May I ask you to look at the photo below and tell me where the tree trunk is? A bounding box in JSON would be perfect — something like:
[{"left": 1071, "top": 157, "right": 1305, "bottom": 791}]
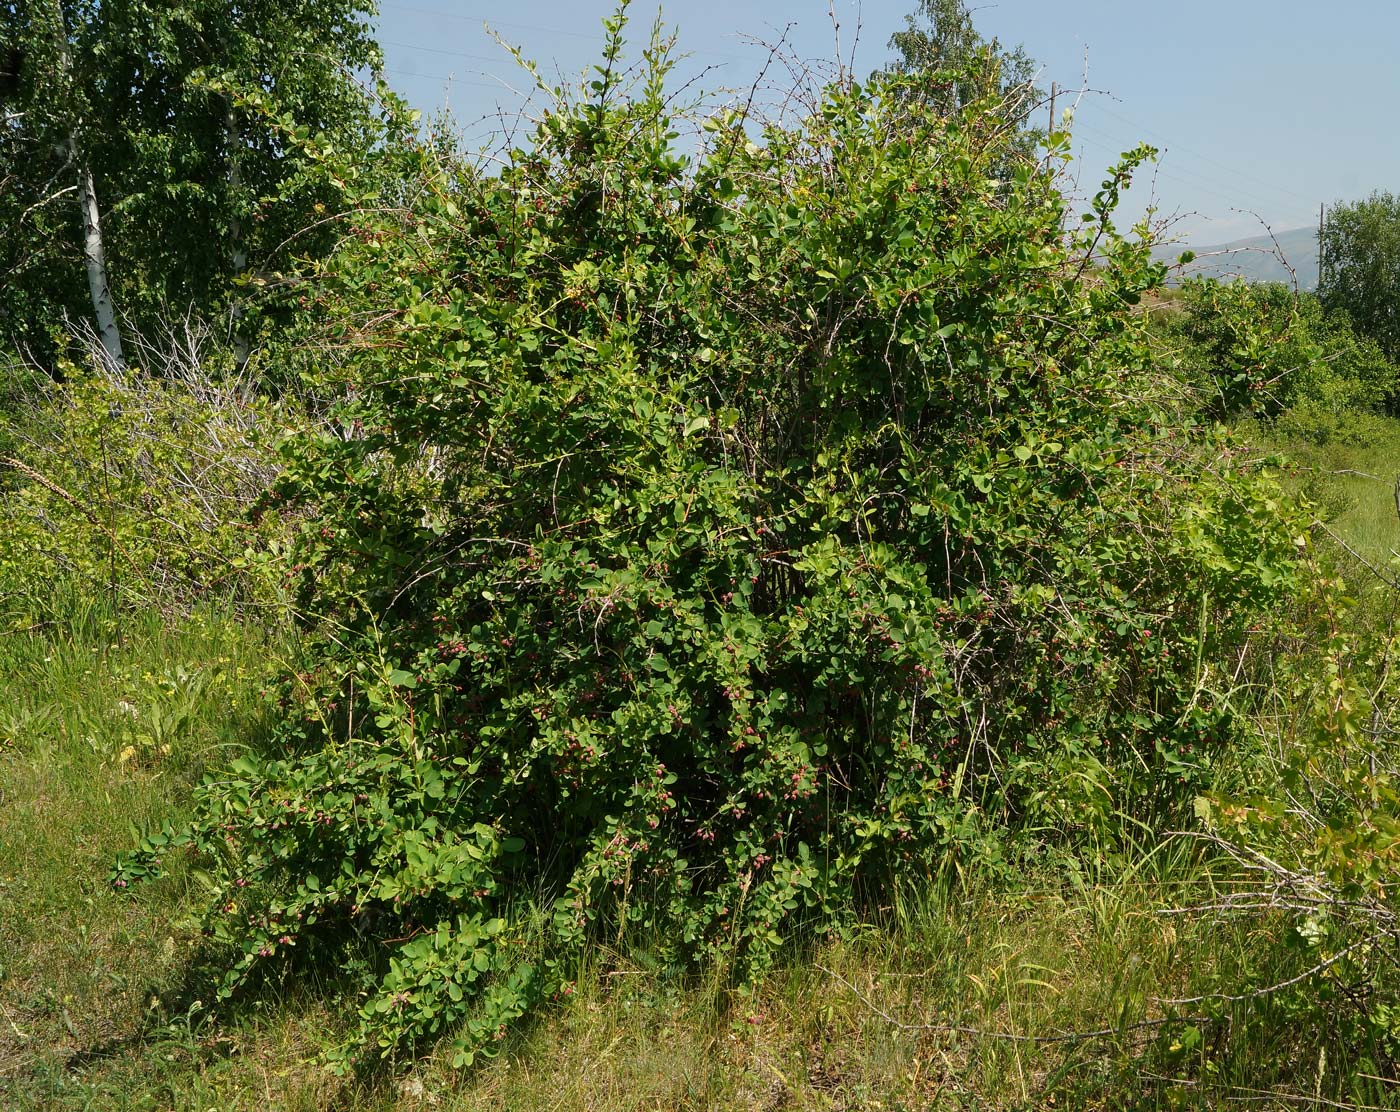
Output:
[
  {"left": 75, "top": 141, "right": 123, "bottom": 369},
  {"left": 48, "top": 0, "right": 123, "bottom": 369},
  {"left": 226, "top": 100, "right": 249, "bottom": 367}
]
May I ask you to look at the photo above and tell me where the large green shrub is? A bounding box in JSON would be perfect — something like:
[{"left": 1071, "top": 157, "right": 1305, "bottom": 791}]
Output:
[{"left": 116, "top": 12, "right": 1304, "bottom": 1068}]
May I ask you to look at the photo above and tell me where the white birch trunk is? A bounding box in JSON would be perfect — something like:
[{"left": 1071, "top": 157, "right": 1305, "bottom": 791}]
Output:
[
  {"left": 48, "top": 0, "right": 122, "bottom": 368},
  {"left": 76, "top": 143, "right": 123, "bottom": 368},
  {"left": 226, "top": 102, "right": 249, "bottom": 367}
]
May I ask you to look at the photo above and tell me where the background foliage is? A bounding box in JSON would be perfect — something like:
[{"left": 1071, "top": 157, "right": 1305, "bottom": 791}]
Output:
[
  {"left": 0, "top": 0, "right": 382, "bottom": 366},
  {"left": 0, "top": 334, "right": 294, "bottom": 624},
  {"left": 1319, "top": 189, "right": 1400, "bottom": 367},
  {"left": 1163, "top": 277, "right": 1400, "bottom": 420}
]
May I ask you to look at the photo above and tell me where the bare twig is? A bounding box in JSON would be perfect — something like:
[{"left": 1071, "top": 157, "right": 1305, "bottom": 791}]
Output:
[{"left": 1151, "top": 940, "right": 1371, "bottom": 1007}]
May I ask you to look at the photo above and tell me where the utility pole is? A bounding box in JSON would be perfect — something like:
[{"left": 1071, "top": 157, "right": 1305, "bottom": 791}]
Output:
[{"left": 1048, "top": 82, "right": 1056, "bottom": 133}]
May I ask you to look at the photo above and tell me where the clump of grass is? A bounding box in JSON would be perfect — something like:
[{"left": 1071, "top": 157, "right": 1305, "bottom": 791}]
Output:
[{"left": 399, "top": 843, "right": 1324, "bottom": 1111}]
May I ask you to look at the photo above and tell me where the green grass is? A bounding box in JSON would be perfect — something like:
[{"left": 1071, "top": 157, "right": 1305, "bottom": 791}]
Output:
[
  {"left": 1253, "top": 408, "right": 1400, "bottom": 568},
  {"left": 0, "top": 605, "right": 300, "bottom": 1109},
  {"left": 2, "top": 594, "right": 1394, "bottom": 1109}
]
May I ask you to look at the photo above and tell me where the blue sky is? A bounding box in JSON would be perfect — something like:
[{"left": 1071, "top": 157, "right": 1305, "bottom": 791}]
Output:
[{"left": 373, "top": 1, "right": 1400, "bottom": 248}]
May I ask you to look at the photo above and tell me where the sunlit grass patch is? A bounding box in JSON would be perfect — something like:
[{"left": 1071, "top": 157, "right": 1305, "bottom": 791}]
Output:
[
  {"left": 0, "top": 605, "right": 291, "bottom": 1109},
  {"left": 1251, "top": 409, "right": 1400, "bottom": 567}
]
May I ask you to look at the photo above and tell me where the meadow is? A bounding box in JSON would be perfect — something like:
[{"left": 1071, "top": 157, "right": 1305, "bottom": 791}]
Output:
[{"left": 5, "top": 7, "right": 1400, "bottom": 1104}]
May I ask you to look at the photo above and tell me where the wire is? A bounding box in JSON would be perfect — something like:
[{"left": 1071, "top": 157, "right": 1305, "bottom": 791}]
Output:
[
  {"left": 380, "top": 0, "right": 611, "bottom": 42},
  {"left": 1069, "top": 118, "right": 1315, "bottom": 224},
  {"left": 381, "top": 65, "right": 511, "bottom": 90},
  {"left": 1091, "top": 101, "right": 1316, "bottom": 206},
  {"left": 380, "top": 37, "right": 515, "bottom": 66}
]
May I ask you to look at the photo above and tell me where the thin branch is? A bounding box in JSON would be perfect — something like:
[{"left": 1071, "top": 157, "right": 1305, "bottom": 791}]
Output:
[{"left": 1151, "top": 942, "right": 1372, "bottom": 1007}]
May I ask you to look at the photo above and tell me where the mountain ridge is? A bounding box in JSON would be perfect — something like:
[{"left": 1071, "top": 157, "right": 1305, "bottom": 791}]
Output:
[{"left": 1151, "top": 225, "right": 1319, "bottom": 290}]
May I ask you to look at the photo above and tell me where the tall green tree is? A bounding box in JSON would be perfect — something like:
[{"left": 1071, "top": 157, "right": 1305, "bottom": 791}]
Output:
[
  {"left": 1, "top": 0, "right": 125, "bottom": 365},
  {"left": 884, "top": 0, "right": 1042, "bottom": 157},
  {"left": 1318, "top": 190, "right": 1400, "bottom": 366},
  {"left": 0, "top": 0, "right": 382, "bottom": 368}
]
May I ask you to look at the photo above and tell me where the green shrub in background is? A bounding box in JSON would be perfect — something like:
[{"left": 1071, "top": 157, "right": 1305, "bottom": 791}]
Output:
[
  {"left": 1168, "top": 278, "right": 1399, "bottom": 419},
  {"left": 0, "top": 351, "right": 44, "bottom": 488},
  {"left": 1269, "top": 404, "right": 1400, "bottom": 451},
  {"left": 0, "top": 343, "right": 294, "bottom": 624},
  {"left": 116, "top": 9, "right": 1307, "bottom": 1070}
]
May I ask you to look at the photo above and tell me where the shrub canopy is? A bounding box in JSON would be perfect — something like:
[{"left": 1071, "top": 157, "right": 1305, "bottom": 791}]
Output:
[
  {"left": 1167, "top": 278, "right": 1400, "bottom": 419},
  {"left": 117, "top": 15, "right": 1303, "bottom": 1068}
]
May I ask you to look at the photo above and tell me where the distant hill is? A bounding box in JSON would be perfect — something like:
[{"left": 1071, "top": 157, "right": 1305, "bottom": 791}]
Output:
[{"left": 1152, "top": 225, "right": 1320, "bottom": 291}]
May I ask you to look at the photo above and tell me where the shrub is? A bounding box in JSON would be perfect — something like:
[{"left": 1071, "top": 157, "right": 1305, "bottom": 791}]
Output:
[
  {"left": 1167, "top": 278, "right": 1399, "bottom": 419},
  {"left": 0, "top": 333, "right": 292, "bottom": 624},
  {"left": 1195, "top": 574, "right": 1400, "bottom": 1088},
  {"left": 115, "top": 11, "right": 1305, "bottom": 1069}
]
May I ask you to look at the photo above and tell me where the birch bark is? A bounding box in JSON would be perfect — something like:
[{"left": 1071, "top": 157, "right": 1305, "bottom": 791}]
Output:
[
  {"left": 76, "top": 143, "right": 123, "bottom": 368},
  {"left": 226, "top": 101, "right": 249, "bottom": 367},
  {"left": 49, "top": 0, "right": 123, "bottom": 367}
]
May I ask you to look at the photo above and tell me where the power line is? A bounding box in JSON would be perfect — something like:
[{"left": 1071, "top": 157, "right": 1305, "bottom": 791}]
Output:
[
  {"left": 380, "top": 37, "right": 516, "bottom": 66},
  {"left": 380, "top": 0, "right": 612, "bottom": 42},
  {"left": 1069, "top": 119, "right": 1279, "bottom": 206},
  {"left": 1069, "top": 118, "right": 1315, "bottom": 224},
  {"left": 1090, "top": 101, "right": 1316, "bottom": 206},
  {"left": 381, "top": 65, "right": 512, "bottom": 90}
]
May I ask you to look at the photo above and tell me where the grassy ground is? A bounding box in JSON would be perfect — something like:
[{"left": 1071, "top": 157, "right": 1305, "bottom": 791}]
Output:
[
  {"left": 0, "top": 605, "right": 290, "bottom": 1108},
  {"left": 1253, "top": 408, "right": 1400, "bottom": 567},
  {"left": 0, "top": 604, "right": 1366, "bottom": 1110}
]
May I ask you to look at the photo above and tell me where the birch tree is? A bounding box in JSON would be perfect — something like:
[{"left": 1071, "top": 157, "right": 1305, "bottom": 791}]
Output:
[
  {"left": 885, "top": 0, "right": 1043, "bottom": 168},
  {"left": 53, "top": 0, "right": 124, "bottom": 367},
  {"left": 0, "top": 0, "right": 381, "bottom": 369},
  {"left": 2, "top": 0, "right": 123, "bottom": 366}
]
